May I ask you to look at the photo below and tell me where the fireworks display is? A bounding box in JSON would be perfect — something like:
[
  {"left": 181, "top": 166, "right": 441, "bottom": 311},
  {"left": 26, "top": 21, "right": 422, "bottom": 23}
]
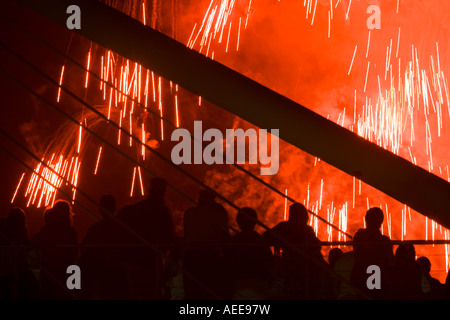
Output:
[{"left": 1, "top": 0, "right": 449, "bottom": 283}]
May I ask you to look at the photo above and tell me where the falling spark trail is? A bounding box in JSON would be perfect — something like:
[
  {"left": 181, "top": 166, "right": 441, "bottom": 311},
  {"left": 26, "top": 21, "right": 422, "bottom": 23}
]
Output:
[
  {"left": 366, "top": 30, "right": 371, "bottom": 58},
  {"left": 348, "top": 45, "right": 357, "bottom": 75},
  {"left": 284, "top": 189, "right": 288, "bottom": 220},
  {"left": 364, "top": 61, "right": 370, "bottom": 92},
  {"left": 94, "top": 147, "right": 102, "bottom": 175},
  {"left": 244, "top": 0, "right": 252, "bottom": 29},
  {"left": 11, "top": 172, "right": 25, "bottom": 203},
  {"left": 175, "top": 84, "right": 180, "bottom": 127},
  {"left": 319, "top": 179, "right": 324, "bottom": 210},
  {"left": 396, "top": 27, "right": 401, "bottom": 58},
  {"left": 118, "top": 110, "right": 123, "bottom": 145},
  {"left": 142, "top": 2, "right": 146, "bottom": 25},
  {"left": 130, "top": 167, "right": 136, "bottom": 197},
  {"left": 137, "top": 166, "right": 144, "bottom": 196},
  {"left": 77, "top": 123, "right": 82, "bottom": 154},
  {"left": 84, "top": 47, "right": 91, "bottom": 88},
  {"left": 352, "top": 176, "right": 356, "bottom": 209},
  {"left": 311, "top": 0, "right": 317, "bottom": 26},
  {"left": 329, "top": 0, "right": 333, "bottom": 19},
  {"left": 141, "top": 123, "right": 146, "bottom": 160},
  {"left": 327, "top": 11, "right": 331, "bottom": 38},
  {"left": 57, "top": 65, "right": 65, "bottom": 102},
  {"left": 236, "top": 17, "right": 242, "bottom": 51},
  {"left": 226, "top": 21, "right": 232, "bottom": 52},
  {"left": 345, "top": 0, "right": 352, "bottom": 20}
]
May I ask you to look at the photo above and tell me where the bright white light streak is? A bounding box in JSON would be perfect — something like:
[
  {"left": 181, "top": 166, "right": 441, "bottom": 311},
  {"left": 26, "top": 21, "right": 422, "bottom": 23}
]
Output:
[
  {"left": 236, "top": 17, "right": 242, "bottom": 51},
  {"left": 330, "top": 0, "right": 333, "bottom": 19},
  {"left": 94, "top": 147, "right": 102, "bottom": 175},
  {"left": 319, "top": 179, "right": 324, "bottom": 210},
  {"left": 284, "top": 189, "right": 288, "bottom": 220},
  {"left": 130, "top": 167, "right": 136, "bottom": 197},
  {"left": 396, "top": 27, "right": 401, "bottom": 58},
  {"left": 137, "top": 166, "right": 144, "bottom": 196},
  {"left": 57, "top": 65, "right": 65, "bottom": 102},
  {"left": 11, "top": 172, "right": 25, "bottom": 203},
  {"left": 364, "top": 60, "right": 370, "bottom": 92},
  {"left": 77, "top": 123, "right": 82, "bottom": 154},
  {"left": 141, "top": 123, "right": 146, "bottom": 160},
  {"left": 345, "top": 0, "right": 352, "bottom": 19},
  {"left": 84, "top": 49, "right": 91, "bottom": 88},
  {"left": 365, "top": 30, "right": 371, "bottom": 58},
  {"left": 348, "top": 45, "right": 357, "bottom": 75},
  {"left": 311, "top": 0, "right": 318, "bottom": 25},
  {"left": 328, "top": 11, "right": 331, "bottom": 38},
  {"left": 142, "top": 2, "right": 146, "bottom": 25}
]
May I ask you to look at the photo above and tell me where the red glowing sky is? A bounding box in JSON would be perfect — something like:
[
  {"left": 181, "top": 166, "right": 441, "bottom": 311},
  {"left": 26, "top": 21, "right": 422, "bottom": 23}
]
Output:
[{"left": 0, "top": 0, "right": 449, "bottom": 281}]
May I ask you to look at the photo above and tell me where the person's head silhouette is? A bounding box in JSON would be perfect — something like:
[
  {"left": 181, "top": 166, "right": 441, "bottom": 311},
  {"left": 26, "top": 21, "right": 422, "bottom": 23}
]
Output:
[
  {"left": 365, "top": 207, "right": 384, "bottom": 230},
  {"left": 328, "top": 247, "right": 344, "bottom": 267},
  {"left": 289, "top": 203, "right": 308, "bottom": 225},
  {"left": 44, "top": 200, "right": 72, "bottom": 229},
  {"left": 236, "top": 207, "right": 257, "bottom": 232},
  {"left": 417, "top": 256, "right": 432, "bottom": 275},
  {"left": 395, "top": 242, "right": 416, "bottom": 262},
  {"left": 52, "top": 200, "right": 72, "bottom": 227}
]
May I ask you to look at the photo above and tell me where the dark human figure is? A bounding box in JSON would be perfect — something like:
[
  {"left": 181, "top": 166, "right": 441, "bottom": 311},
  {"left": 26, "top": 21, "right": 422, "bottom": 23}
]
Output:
[
  {"left": 0, "top": 208, "right": 39, "bottom": 299},
  {"left": 262, "top": 203, "right": 325, "bottom": 299},
  {"left": 331, "top": 251, "right": 359, "bottom": 300},
  {"left": 117, "top": 178, "right": 175, "bottom": 299},
  {"left": 445, "top": 270, "right": 450, "bottom": 299},
  {"left": 388, "top": 243, "right": 422, "bottom": 299},
  {"left": 79, "top": 194, "right": 128, "bottom": 299},
  {"left": 31, "top": 200, "right": 78, "bottom": 299},
  {"left": 228, "top": 207, "right": 273, "bottom": 299},
  {"left": 351, "top": 207, "right": 393, "bottom": 299},
  {"left": 182, "top": 189, "right": 230, "bottom": 300},
  {"left": 328, "top": 248, "right": 344, "bottom": 269},
  {"left": 417, "top": 256, "right": 444, "bottom": 299}
]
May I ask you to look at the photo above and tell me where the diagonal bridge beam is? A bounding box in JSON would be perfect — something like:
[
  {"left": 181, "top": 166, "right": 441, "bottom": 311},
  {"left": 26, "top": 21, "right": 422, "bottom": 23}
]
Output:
[{"left": 15, "top": 0, "right": 450, "bottom": 229}]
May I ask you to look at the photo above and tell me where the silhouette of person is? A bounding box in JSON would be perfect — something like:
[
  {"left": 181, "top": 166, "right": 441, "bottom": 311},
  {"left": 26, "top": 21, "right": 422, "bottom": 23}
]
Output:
[
  {"left": 328, "top": 248, "right": 344, "bottom": 269},
  {"left": 445, "top": 270, "right": 450, "bottom": 299},
  {"left": 262, "top": 203, "right": 324, "bottom": 298},
  {"left": 31, "top": 200, "right": 78, "bottom": 299},
  {"left": 228, "top": 207, "right": 273, "bottom": 299},
  {"left": 326, "top": 248, "right": 344, "bottom": 299},
  {"left": 182, "top": 189, "right": 230, "bottom": 299},
  {"left": 331, "top": 250, "right": 359, "bottom": 300},
  {"left": 351, "top": 207, "right": 393, "bottom": 299},
  {"left": 417, "top": 256, "right": 444, "bottom": 299},
  {"left": 117, "top": 177, "right": 175, "bottom": 299},
  {"left": 388, "top": 243, "right": 422, "bottom": 299},
  {"left": 80, "top": 194, "right": 127, "bottom": 299},
  {"left": 0, "top": 208, "right": 39, "bottom": 299}
]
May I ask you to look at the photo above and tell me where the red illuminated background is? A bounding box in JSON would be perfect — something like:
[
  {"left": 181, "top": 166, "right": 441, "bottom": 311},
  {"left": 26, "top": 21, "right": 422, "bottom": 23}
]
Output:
[{"left": 0, "top": 0, "right": 449, "bottom": 282}]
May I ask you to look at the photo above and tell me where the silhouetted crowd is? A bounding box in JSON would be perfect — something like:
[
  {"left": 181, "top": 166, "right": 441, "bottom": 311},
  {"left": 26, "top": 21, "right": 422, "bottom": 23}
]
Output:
[{"left": 1, "top": 178, "right": 450, "bottom": 300}]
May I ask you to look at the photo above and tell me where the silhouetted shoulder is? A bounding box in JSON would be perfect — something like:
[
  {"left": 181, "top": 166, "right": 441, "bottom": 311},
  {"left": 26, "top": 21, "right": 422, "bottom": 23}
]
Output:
[
  {"left": 268, "top": 220, "right": 290, "bottom": 236},
  {"left": 117, "top": 204, "right": 136, "bottom": 221},
  {"left": 353, "top": 228, "right": 367, "bottom": 240},
  {"left": 231, "top": 230, "right": 262, "bottom": 243},
  {"left": 353, "top": 228, "right": 390, "bottom": 242}
]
